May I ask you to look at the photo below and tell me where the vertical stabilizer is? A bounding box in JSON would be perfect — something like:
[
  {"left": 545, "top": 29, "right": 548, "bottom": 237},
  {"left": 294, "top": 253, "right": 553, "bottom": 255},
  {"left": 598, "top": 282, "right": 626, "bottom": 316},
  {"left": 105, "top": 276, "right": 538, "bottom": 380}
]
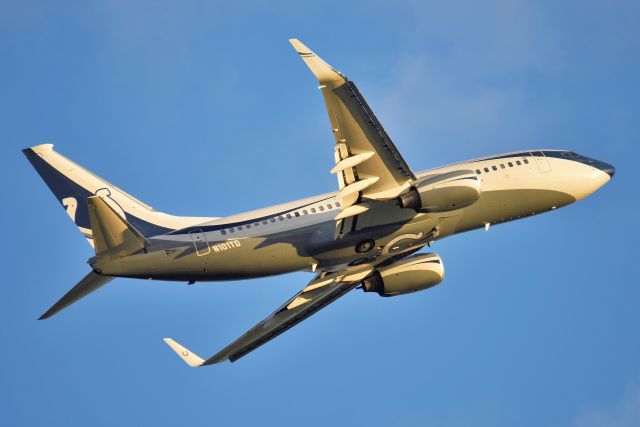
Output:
[{"left": 22, "top": 144, "right": 213, "bottom": 246}]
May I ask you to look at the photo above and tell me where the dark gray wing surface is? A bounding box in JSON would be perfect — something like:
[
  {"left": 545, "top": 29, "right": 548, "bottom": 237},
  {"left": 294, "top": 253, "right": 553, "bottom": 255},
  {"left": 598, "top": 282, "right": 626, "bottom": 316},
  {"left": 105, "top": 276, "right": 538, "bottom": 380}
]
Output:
[
  {"left": 163, "top": 272, "right": 365, "bottom": 366},
  {"left": 208, "top": 280, "right": 359, "bottom": 364}
]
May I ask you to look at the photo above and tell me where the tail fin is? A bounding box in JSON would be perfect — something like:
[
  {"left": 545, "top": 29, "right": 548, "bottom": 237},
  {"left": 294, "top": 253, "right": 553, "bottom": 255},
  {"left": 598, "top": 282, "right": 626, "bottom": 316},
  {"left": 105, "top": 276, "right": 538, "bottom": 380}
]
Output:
[
  {"left": 22, "top": 144, "right": 211, "bottom": 246},
  {"left": 39, "top": 271, "right": 114, "bottom": 319}
]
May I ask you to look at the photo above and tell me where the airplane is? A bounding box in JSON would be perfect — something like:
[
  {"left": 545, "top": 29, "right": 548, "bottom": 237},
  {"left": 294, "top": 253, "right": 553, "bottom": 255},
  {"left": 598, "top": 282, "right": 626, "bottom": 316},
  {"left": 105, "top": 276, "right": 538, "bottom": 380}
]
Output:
[{"left": 23, "top": 39, "right": 615, "bottom": 367}]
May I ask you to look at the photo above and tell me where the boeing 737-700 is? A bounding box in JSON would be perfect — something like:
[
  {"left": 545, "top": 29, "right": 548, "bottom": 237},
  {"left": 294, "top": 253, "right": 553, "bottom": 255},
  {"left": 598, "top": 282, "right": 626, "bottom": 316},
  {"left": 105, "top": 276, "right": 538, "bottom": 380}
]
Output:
[{"left": 23, "top": 39, "right": 614, "bottom": 366}]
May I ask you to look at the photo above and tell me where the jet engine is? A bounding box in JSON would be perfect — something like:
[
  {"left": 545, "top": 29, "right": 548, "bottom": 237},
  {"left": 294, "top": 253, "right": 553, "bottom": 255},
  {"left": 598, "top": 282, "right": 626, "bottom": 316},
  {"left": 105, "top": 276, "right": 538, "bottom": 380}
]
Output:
[
  {"left": 362, "top": 253, "right": 445, "bottom": 297},
  {"left": 399, "top": 170, "right": 481, "bottom": 212}
]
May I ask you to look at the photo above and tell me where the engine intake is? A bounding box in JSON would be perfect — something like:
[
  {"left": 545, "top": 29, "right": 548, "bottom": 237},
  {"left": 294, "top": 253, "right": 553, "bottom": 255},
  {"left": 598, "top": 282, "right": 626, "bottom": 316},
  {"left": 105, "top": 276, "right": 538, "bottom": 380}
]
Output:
[
  {"left": 362, "top": 253, "right": 445, "bottom": 297},
  {"left": 399, "top": 170, "right": 481, "bottom": 212}
]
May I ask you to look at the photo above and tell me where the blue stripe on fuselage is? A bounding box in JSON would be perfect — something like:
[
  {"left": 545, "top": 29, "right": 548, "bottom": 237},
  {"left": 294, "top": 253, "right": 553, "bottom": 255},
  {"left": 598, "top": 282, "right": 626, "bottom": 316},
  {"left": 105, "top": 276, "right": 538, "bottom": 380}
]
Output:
[{"left": 166, "top": 197, "right": 334, "bottom": 235}]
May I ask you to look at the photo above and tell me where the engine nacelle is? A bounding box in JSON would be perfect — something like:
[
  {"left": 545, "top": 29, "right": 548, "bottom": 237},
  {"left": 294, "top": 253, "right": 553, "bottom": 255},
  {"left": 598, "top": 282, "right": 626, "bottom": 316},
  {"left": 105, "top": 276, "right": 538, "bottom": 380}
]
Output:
[
  {"left": 399, "top": 170, "right": 481, "bottom": 212},
  {"left": 362, "top": 253, "right": 445, "bottom": 297}
]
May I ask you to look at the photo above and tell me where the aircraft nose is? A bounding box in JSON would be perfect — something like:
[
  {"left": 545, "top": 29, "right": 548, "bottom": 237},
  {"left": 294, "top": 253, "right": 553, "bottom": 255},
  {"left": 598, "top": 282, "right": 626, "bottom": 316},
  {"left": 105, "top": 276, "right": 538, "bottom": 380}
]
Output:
[
  {"left": 583, "top": 157, "right": 615, "bottom": 179},
  {"left": 599, "top": 162, "right": 615, "bottom": 178}
]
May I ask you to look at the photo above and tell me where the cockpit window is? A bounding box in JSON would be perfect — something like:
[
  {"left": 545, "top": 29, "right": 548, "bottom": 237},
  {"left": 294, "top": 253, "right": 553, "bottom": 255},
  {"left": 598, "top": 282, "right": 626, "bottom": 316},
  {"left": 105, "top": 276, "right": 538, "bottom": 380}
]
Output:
[{"left": 561, "top": 151, "right": 579, "bottom": 159}]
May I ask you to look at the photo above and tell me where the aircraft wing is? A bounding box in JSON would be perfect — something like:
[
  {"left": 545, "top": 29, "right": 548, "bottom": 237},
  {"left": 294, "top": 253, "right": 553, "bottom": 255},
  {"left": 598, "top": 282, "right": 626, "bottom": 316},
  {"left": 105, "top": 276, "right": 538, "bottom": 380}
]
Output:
[
  {"left": 164, "top": 266, "right": 374, "bottom": 366},
  {"left": 289, "top": 39, "right": 417, "bottom": 224}
]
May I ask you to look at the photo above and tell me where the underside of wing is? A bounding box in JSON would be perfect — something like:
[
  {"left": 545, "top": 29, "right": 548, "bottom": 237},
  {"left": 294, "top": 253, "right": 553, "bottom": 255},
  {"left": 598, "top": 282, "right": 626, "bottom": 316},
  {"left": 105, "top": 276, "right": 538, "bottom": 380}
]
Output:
[
  {"left": 289, "top": 39, "right": 417, "bottom": 231},
  {"left": 208, "top": 280, "right": 359, "bottom": 364},
  {"left": 163, "top": 266, "right": 374, "bottom": 366}
]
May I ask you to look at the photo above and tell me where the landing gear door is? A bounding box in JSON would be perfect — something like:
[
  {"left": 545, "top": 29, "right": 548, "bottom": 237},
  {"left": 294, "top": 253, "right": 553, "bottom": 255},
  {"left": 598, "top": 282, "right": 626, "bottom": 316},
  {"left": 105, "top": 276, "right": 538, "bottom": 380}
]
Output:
[
  {"left": 530, "top": 151, "right": 551, "bottom": 173},
  {"left": 189, "top": 229, "right": 210, "bottom": 256}
]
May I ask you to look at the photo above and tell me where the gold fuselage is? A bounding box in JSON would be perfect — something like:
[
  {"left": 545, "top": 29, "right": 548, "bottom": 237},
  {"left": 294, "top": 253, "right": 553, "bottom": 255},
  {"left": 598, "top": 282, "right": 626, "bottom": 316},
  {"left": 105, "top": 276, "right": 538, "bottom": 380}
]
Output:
[{"left": 93, "top": 151, "right": 611, "bottom": 282}]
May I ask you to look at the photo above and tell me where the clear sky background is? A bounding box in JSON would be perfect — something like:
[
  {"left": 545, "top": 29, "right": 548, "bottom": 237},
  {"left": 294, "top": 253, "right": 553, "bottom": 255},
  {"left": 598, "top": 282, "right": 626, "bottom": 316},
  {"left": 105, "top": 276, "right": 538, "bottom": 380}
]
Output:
[{"left": 1, "top": 1, "right": 639, "bottom": 426}]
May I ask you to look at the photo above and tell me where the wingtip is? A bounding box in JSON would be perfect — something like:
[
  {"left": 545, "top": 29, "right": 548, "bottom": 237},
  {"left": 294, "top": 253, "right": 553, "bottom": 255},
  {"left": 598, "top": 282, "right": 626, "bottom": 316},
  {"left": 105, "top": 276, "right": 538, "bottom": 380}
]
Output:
[
  {"left": 288, "top": 38, "right": 310, "bottom": 54},
  {"left": 163, "top": 338, "right": 205, "bottom": 367},
  {"left": 288, "top": 39, "right": 344, "bottom": 83}
]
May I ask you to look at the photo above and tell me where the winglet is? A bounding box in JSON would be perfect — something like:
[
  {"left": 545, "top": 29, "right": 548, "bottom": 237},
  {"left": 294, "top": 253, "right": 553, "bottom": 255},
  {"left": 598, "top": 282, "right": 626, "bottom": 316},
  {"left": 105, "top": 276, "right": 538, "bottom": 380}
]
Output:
[
  {"left": 288, "top": 38, "right": 346, "bottom": 84},
  {"left": 163, "top": 338, "right": 205, "bottom": 367}
]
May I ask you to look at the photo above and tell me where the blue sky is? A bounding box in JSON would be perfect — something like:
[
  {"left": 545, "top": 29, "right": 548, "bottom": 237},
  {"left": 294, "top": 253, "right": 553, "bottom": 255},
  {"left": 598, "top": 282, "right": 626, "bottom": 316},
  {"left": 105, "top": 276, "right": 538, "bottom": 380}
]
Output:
[{"left": 1, "top": 1, "right": 639, "bottom": 426}]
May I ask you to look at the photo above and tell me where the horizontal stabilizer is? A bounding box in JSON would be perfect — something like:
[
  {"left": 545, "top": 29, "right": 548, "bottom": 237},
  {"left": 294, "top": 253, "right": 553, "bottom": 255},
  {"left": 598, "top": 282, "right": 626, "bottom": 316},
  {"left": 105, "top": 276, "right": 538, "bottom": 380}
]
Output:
[
  {"left": 39, "top": 271, "right": 114, "bottom": 319},
  {"left": 163, "top": 338, "right": 205, "bottom": 367},
  {"left": 88, "top": 196, "right": 148, "bottom": 256}
]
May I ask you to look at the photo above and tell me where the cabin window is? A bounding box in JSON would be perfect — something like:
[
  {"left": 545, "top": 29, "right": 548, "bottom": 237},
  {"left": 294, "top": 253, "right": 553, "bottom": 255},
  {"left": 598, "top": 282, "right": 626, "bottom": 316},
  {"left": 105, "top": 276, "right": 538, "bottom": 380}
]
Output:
[
  {"left": 270, "top": 218, "right": 276, "bottom": 223},
  {"left": 254, "top": 222, "right": 259, "bottom": 227},
  {"left": 500, "top": 164, "right": 505, "bottom": 169},
  {"left": 484, "top": 167, "right": 490, "bottom": 172},
  {"left": 278, "top": 215, "right": 284, "bottom": 221},
  {"left": 303, "top": 209, "right": 308, "bottom": 215},
  {"left": 328, "top": 204, "right": 333, "bottom": 209},
  {"left": 221, "top": 230, "right": 227, "bottom": 235},
  {"left": 294, "top": 211, "right": 300, "bottom": 217},
  {"left": 508, "top": 162, "right": 514, "bottom": 167},
  {"left": 523, "top": 158, "right": 529, "bottom": 164},
  {"left": 238, "top": 226, "right": 243, "bottom": 230},
  {"left": 262, "top": 220, "right": 268, "bottom": 225},
  {"left": 335, "top": 201, "right": 341, "bottom": 207},
  {"left": 319, "top": 206, "right": 325, "bottom": 212},
  {"left": 286, "top": 213, "right": 292, "bottom": 219},
  {"left": 311, "top": 208, "right": 317, "bottom": 213},
  {"left": 516, "top": 160, "right": 522, "bottom": 165},
  {"left": 229, "top": 228, "right": 235, "bottom": 233},
  {"left": 476, "top": 169, "right": 481, "bottom": 174},
  {"left": 492, "top": 165, "right": 498, "bottom": 171}
]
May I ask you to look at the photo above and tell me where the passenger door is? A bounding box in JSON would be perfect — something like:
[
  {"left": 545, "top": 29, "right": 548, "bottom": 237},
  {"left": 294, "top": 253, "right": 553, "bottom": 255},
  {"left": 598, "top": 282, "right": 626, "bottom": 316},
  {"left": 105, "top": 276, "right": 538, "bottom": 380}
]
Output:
[
  {"left": 189, "top": 229, "right": 210, "bottom": 256},
  {"left": 530, "top": 151, "right": 551, "bottom": 173}
]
